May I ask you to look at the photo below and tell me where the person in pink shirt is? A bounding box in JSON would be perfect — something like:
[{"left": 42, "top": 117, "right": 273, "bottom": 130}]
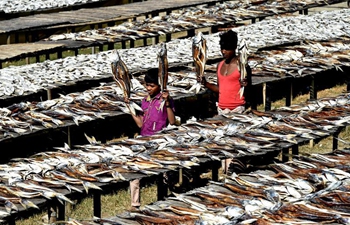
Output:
[
  {"left": 129, "top": 68, "right": 176, "bottom": 209},
  {"left": 201, "top": 30, "right": 252, "bottom": 174}
]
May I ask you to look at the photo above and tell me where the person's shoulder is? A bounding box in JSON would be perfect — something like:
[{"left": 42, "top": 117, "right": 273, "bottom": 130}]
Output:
[
  {"left": 141, "top": 95, "right": 150, "bottom": 104},
  {"left": 216, "top": 61, "right": 223, "bottom": 69}
]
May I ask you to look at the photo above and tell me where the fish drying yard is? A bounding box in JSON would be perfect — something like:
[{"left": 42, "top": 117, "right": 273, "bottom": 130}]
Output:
[{"left": 0, "top": 0, "right": 350, "bottom": 224}]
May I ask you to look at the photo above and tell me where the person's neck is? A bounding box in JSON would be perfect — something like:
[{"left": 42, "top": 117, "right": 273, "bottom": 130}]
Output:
[
  {"left": 150, "top": 92, "right": 160, "bottom": 99},
  {"left": 224, "top": 55, "right": 237, "bottom": 64}
]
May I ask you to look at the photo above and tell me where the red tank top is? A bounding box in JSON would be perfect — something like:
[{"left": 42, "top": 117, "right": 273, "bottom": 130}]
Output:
[{"left": 217, "top": 61, "right": 245, "bottom": 110}]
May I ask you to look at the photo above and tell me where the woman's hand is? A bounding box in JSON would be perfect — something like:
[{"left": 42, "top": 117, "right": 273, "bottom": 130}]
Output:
[
  {"left": 240, "top": 78, "right": 248, "bottom": 87},
  {"left": 197, "top": 76, "right": 207, "bottom": 85},
  {"left": 162, "top": 90, "right": 170, "bottom": 102}
]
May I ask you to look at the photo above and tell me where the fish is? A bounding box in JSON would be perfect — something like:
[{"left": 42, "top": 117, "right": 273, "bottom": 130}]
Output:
[
  {"left": 157, "top": 42, "right": 169, "bottom": 111},
  {"left": 13, "top": 181, "right": 75, "bottom": 205},
  {"left": 158, "top": 42, "right": 168, "bottom": 93},
  {"left": 237, "top": 38, "right": 250, "bottom": 98},
  {"left": 111, "top": 50, "right": 137, "bottom": 116},
  {"left": 0, "top": 196, "right": 18, "bottom": 213},
  {"left": 191, "top": 32, "right": 208, "bottom": 94}
]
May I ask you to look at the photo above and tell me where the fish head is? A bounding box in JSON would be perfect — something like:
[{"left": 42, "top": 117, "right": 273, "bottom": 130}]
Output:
[
  {"left": 111, "top": 61, "right": 118, "bottom": 80},
  {"left": 110, "top": 49, "right": 122, "bottom": 75},
  {"left": 158, "top": 42, "right": 167, "bottom": 58},
  {"left": 192, "top": 32, "right": 203, "bottom": 46}
]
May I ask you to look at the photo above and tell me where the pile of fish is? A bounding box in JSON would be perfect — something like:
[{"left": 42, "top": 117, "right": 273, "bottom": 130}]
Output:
[
  {"left": 0, "top": 92, "right": 350, "bottom": 221},
  {"left": 1, "top": 8, "right": 349, "bottom": 100},
  {"left": 0, "top": 0, "right": 106, "bottom": 14},
  {"left": 79, "top": 149, "right": 350, "bottom": 225},
  {"left": 233, "top": 9, "right": 350, "bottom": 51},
  {"left": 0, "top": 36, "right": 350, "bottom": 139},
  {"left": 248, "top": 38, "right": 350, "bottom": 78},
  {"left": 0, "top": 68, "right": 204, "bottom": 140},
  {"left": 46, "top": 0, "right": 341, "bottom": 42},
  {"left": 0, "top": 82, "right": 144, "bottom": 140}
]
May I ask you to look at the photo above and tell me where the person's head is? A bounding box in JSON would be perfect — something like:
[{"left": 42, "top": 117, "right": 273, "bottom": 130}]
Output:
[
  {"left": 144, "top": 68, "right": 160, "bottom": 97},
  {"left": 219, "top": 30, "right": 238, "bottom": 60}
]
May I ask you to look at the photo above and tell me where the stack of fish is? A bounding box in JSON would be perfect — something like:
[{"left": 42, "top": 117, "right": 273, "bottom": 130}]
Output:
[
  {"left": 46, "top": 0, "right": 342, "bottom": 42},
  {"left": 1, "top": 9, "right": 349, "bottom": 100},
  {"left": 0, "top": 82, "right": 147, "bottom": 139},
  {"left": 1, "top": 34, "right": 350, "bottom": 139},
  {"left": 148, "top": 148, "right": 350, "bottom": 224},
  {"left": 0, "top": 0, "right": 105, "bottom": 14},
  {"left": 46, "top": 149, "right": 350, "bottom": 224},
  {"left": 0, "top": 93, "right": 350, "bottom": 221}
]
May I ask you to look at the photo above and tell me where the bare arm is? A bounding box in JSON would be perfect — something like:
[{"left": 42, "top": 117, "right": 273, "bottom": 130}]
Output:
[
  {"left": 162, "top": 90, "right": 176, "bottom": 125},
  {"left": 131, "top": 113, "right": 143, "bottom": 128},
  {"left": 202, "top": 62, "right": 219, "bottom": 93},
  {"left": 203, "top": 80, "right": 219, "bottom": 93},
  {"left": 166, "top": 102, "right": 176, "bottom": 125}
]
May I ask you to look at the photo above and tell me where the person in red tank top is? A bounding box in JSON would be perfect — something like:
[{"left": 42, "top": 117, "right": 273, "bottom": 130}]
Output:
[
  {"left": 201, "top": 30, "right": 252, "bottom": 174},
  {"left": 201, "top": 30, "right": 252, "bottom": 115}
]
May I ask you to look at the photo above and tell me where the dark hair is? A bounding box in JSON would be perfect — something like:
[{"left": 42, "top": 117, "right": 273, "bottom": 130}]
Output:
[
  {"left": 219, "top": 30, "right": 238, "bottom": 50},
  {"left": 144, "top": 68, "right": 159, "bottom": 85}
]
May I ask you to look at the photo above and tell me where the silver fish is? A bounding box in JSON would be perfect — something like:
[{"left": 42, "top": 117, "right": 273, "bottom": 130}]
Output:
[{"left": 191, "top": 32, "right": 207, "bottom": 94}]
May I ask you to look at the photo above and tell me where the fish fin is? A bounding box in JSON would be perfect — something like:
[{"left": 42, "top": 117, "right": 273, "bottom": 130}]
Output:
[
  {"left": 4, "top": 201, "right": 18, "bottom": 213},
  {"left": 130, "top": 101, "right": 142, "bottom": 112},
  {"left": 84, "top": 133, "right": 99, "bottom": 144},
  {"left": 54, "top": 143, "right": 71, "bottom": 152},
  {"left": 21, "top": 199, "right": 40, "bottom": 209},
  {"left": 126, "top": 103, "right": 136, "bottom": 116},
  {"left": 335, "top": 65, "right": 343, "bottom": 71},
  {"left": 72, "top": 116, "right": 80, "bottom": 126},
  {"left": 239, "top": 87, "right": 244, "bottom": 98},
  {"left": 189, "top": 82, "right": 201, "bottom": 93},
  {"left": 57, "top": 194, "right": 74, "bottom": 205},
  {"left": 159, "top": 100, "right": 165, "bottom": 112},
  {"left": 66, "top": 184, "right": 83, "bottom": 193}
]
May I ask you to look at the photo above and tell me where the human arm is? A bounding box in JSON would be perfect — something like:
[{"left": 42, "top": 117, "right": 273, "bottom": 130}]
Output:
[
  {"left": 198, "top": 62, "right": 219, "bottom": 93},
  {"left": 201, "top": 77, "right": 219, "bottom": 93},
  {"left": 239, "top": 64, "right": 252, "bottom": 87},
  {"left": 243, "top": 64, "right": 253, "bottom": 109},
  {"left": 131, "top": 113, "right": 143, "bottom": 128},
  {"left": 162, "top": 90, "right": 176, "bottom": 125}
]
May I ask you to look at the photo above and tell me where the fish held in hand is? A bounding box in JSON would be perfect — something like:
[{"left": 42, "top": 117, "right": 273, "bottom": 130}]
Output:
[
  {"left": 158, "top": 42, "right": 169, "bottom": 111},
  {"left": 158, "top": 42, "right": 168, "bottom": 93},
  {"left": 238, "top": 39, "right": 250, "bottom": 98},
  {"left": 111, "top": 50, "right": 137, "bottom": 115},
  {"left": 191, "top": 32, "right": 208, "bottom": 94}
]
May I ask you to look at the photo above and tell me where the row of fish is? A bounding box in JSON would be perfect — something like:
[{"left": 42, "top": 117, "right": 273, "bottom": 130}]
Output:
[
  {"left": 78, "top": 149, "right": 350, "bottom": 225},
  {"left": 0, "top": 93, "right": 349, "bottom": 219},
  {"left": 1, "top": 34, "right": 350, "bottom": 139},
  {"left": 45, "top": 0, "right": 340, "bottom": 42},
  {"left": 250, "top": 38, "right": 350, "bottom": 78},
  {"left": 0, "top": 0, "right": 111, "bottom": 14},
  {"left": 0, "top": 8, "right": 349, "bottom": 100}
]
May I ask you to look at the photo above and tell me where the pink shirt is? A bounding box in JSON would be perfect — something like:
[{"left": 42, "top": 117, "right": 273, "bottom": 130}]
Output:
[
  {"left": 217, "top": 61, "right": 245, "bottom": 110},
  {"left": 140, "top": 93, "right": 175, "bottom": 136}
]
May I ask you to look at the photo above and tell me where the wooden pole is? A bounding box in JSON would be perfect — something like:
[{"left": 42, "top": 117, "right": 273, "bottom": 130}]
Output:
[
  {"left": 7, "top": 34, "right": 11, "bottom": 44},
  {"left": 67, "top": 127, "right": 71, "bottom": 148},
  {"left": 285, "top": 80, "right": 292, "bottom": 106},
  {"left": 178, "top": 168, "right": 183, "bottom": 185},
  {"left": 292, "top": 145, "right": 299, "bottom": 157},
  {"left": 282, "top": 148, "right": 289, "bottom": 162},
  {"left": 157, "top": 173, "right": 167, "bottom": 200},
  {"left": 93, "top": 191, "right": 101, "bottom": 218},
  {"left": 47, "top": 89, "right": 52, "bottom": 100},
  {"left": 333, "top": 130, "right": 340, "bottom": 151},
  {"left": 264, "top": 83, "right": 271, "bottom": 111},
  {"left": 309, "top": 75, "right": 317, "bottom": 101}
]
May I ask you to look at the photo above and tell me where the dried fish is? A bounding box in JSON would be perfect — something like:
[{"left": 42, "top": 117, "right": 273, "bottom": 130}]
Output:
[{"left": 191, "top": 32, "right": 208, "bottom": 94}]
